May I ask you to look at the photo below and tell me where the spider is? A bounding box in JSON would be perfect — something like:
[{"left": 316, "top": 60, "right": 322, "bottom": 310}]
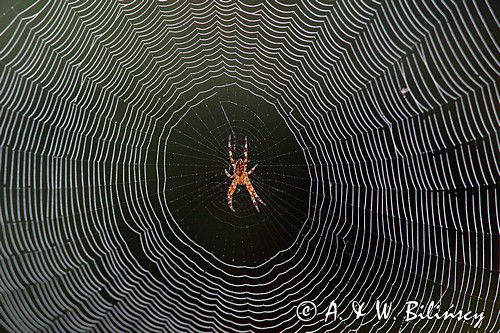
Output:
[{"left": 225, "top": 135, "right": 265, "bottom": 212}]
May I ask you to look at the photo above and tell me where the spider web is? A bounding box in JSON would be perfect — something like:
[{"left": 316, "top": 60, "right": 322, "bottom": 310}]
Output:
[
  {"left": 161, "top": 86, "right": 311, "bottom": 265},
  {"left": 0, "top": 0, "right": 499, "bottom": 332}
]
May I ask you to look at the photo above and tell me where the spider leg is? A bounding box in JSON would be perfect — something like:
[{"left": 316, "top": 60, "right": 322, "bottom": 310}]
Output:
[
  {"left": 247, "top": 164, "right": 258, "bottom": 175},
  {"left": 225, "top": 169, "right": 235, "bottom": 179},
  {"left": 228, "top": 135, "right": 235, "bottom": 166},
  {"left": 243, "top": 136, "right": 248, "bottom": 166},
  {"left": 227, "top": 178, "right": 237, "bottom": 212},
  {"left": 245, "top": 178, "right": 262, "bottom": 212},
  {"left": 249, "top": 176, "right": 266, "bottom": 206}
]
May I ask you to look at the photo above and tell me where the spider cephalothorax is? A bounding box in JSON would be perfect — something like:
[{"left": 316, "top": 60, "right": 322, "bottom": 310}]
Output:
[
  {"left": 225, "top": 136, "right": 265, "bottom": 212},
  {"left": 234, "top": 159, "right": 244, "bottom": 176}
]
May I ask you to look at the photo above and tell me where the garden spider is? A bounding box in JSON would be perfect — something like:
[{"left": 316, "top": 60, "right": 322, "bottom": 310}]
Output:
[{"left": 225, "top": 136, "right": 265, "bottom": 212}]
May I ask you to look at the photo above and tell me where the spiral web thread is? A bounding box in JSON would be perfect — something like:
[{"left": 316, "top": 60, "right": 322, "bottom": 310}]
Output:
[{"left": 0, "top": 0, "right": 498, "bottom": 332}]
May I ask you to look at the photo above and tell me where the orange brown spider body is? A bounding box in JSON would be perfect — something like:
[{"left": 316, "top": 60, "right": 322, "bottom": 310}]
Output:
[{"left": 225, "top": 136, "right": 265, "bottom": 212}]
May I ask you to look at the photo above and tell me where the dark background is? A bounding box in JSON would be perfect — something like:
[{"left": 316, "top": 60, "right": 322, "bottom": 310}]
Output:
[
  {"left": 161, "top": 86, "right": 310, "bottom": 265},
  {"left": 0, "top": 1, "right": 498, "bottom": 333}
]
